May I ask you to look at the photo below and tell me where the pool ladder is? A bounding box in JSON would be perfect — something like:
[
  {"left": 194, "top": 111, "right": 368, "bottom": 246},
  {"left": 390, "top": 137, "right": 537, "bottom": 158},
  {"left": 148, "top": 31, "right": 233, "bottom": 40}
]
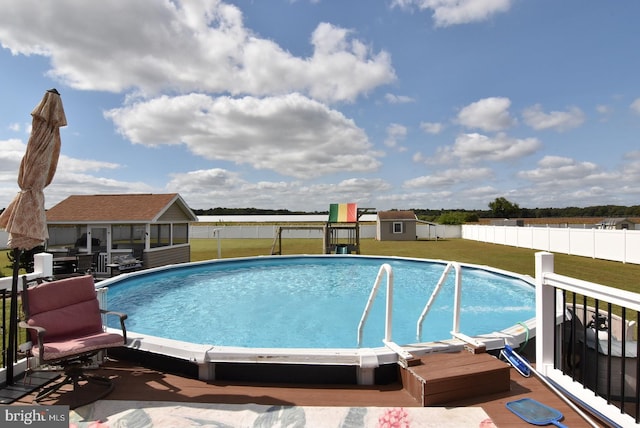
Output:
[
  {"left": 357, "top": 262, "right": 483, "bottom": 362},
  {"left": 356, "top": 263, "right": 413, "bottom": 361}
]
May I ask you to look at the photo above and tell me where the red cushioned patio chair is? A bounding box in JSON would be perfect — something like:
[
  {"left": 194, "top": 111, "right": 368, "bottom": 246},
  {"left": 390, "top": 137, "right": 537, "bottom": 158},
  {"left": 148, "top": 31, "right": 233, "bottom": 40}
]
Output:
[{"left": 19, "top": 274, "right": 127, "bottom": 407}]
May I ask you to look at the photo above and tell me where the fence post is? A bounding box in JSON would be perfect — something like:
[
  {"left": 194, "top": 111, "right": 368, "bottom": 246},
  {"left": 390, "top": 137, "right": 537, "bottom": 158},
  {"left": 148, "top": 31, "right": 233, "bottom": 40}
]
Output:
[
  {"left": 623, "top": 228, "right": 627, "bottom": 264},
  {"left": 34, "top": 252, "right": 53, "bottom": 277},
  {"left": 535, "top": 251, "right": 556, "bottom": 376}
]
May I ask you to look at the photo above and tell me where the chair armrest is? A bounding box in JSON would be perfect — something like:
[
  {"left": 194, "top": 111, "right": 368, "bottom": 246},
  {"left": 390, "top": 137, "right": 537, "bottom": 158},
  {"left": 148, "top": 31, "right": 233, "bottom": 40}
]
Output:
[
  {"left": 18, "top": 320, "right": 47, "bottom": 359},
  {"left": 101, "top": 309, "right": 128, "bottom": 342}
]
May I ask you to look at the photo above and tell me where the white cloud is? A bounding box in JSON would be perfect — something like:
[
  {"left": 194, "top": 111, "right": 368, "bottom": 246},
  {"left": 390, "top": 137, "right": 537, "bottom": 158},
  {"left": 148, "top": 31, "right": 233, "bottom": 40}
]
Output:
[
  {"left": 0, "top": 139, "right": 27, "bottom": 170},
  {"left": 0, "top": 139, "right": 154, "bottom": 208},
  {"left": 376, "top": 183, "right": 502, "bottom": 209},
  {"left": 420, "top": 121, "right": 444, "bottom": 134},
  {"left": 631, "top": 98, "right": 640, "bottom": 115},
  {"left": 47, "top": 173, "right": 155, "bottom": 205},
  {"left": 385, "top": 93, "right": 415, "bottom": 104},
  {"left": 167, "top": 169, "right": 391, "bottom": 210},
  {"left": 457, "top": 97, "right": 516, "bottom": 132},
  {"left": 0, "top": 2, "right": 394, "bottom": 103},
  {"left": 522, "top": 104, "right": 585, "bottom": 131},
  {"left": 57, "top": 155, "right": 120, "bottom": 173},
  {"left": 516, "top": 156, "right": 621, "bottom": 194},
  {"left": 105, "top": 93, "right": 382, "bottom": 179},
  {"left": 167, "top": 168, "right": 246, "bottom": 194},
  {"left": 7, "top": 123, "right": 20, "bottom": 132},
  {"left": 412, "top": 152, "right": 426, "bottom": 163},
  {"left": 384, "top": 123, "right": 408, "bottom": 149},
  {"left": 403, "top": 167, "right": 493, "bottom": 188},
  {"left": 518, "top": 156, "right": 597, "bottom": 181},
  {"left": 430, "top": 132, "right": 541, "bottom": 164},
  {"left": 621, "top": 151, "right": 640, "bottom": 177},
  {"left": 509, "top": 153, "right": 640, "bottom": 208},
  {"left": 390, "top": 0, "right": 512, "bottom": 27}
]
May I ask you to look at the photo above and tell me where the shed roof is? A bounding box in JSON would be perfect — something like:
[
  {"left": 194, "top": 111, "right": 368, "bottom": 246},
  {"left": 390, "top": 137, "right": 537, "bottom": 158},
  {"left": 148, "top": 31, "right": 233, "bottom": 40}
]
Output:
[
  {"left": 377, "top": 210, "right": 416, "bottom": 220},
  {"left": 46, "top": 194, "right": 197, "bottom": 223}
]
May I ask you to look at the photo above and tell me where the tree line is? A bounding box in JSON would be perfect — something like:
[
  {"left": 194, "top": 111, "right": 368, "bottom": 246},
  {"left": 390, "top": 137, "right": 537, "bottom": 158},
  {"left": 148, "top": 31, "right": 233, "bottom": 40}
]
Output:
[
  {"left": 194, "top": 207, "right": 322, "bottom": 216},
  {"left": 415, "top": 198, "right": 640, "bottom": 224},
  {"left": 192, "top": 199, "right": 640, "bottom": 225}
]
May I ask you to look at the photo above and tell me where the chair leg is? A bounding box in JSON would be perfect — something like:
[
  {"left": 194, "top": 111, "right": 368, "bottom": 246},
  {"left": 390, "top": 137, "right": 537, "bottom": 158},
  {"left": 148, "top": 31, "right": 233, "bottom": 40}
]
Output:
[
  {"left": 34, "top": 363, "right": 114, "bottom": 409},
  {"left": 34, "top": 375, "right": 74, "bottom": 402}
]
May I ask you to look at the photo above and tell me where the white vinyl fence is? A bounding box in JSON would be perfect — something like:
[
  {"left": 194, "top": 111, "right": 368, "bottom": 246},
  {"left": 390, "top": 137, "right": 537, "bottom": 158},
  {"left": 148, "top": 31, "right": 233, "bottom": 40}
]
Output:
[
  {"left": 463, "top": 224, "right": 640, "bottom": 265},
  {"left": 0, "top": 224, "right": 461, "bottom": 250},
  {"left": 190, "top": 223, "right": 462, "bottom": 240}
]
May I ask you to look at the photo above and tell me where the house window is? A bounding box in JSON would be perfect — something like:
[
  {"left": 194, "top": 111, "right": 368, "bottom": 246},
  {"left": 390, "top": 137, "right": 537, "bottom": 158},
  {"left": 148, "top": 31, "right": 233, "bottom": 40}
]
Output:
[
  {"left": 112, "top": 224, "right": 146, "bottom": 248},
  {"left": 393, "top": 222, "right": 403, "bottom": 234},
  {"left": 47, "top": 225, "right": 82, "bottom": 248},
  {"left": 150, "top": 224, "right": 171, "bottom": 247},
  {"left": 173, "top": 223, "right": 188, "bottom": 244}
]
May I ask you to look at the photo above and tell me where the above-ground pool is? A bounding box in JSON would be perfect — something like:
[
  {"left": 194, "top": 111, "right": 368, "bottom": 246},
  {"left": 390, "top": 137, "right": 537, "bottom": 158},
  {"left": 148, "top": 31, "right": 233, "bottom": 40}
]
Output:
[{"left": 105, "top": 255, "right": 535, "bottom": 349}]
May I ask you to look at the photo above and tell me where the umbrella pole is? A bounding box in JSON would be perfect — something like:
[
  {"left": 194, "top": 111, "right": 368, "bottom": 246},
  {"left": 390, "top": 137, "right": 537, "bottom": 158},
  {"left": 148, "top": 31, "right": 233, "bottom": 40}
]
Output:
[{"left": 5, "top": 248, "right": 21, "bottom": 386}]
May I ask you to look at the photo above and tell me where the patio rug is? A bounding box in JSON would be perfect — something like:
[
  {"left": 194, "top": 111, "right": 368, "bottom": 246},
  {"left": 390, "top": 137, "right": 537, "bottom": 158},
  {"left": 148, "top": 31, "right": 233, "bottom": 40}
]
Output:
[{"left": 70, "top": 400, "right": 496, "bottom": 427}]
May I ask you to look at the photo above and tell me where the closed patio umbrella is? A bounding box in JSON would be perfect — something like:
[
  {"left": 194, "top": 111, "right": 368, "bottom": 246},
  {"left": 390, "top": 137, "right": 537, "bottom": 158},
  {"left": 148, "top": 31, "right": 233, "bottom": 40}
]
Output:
[{"left": 0, "top": 88, "right": 66, "bottom": 385}]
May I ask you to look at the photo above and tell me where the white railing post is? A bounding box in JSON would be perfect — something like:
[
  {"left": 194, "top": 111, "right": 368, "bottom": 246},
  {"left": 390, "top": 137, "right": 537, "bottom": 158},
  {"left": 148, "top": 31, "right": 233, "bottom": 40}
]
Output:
[
  {"left": 623, "top": 228, "right": 627, "bottom": 264},
  {"left": 535, "top": 251, "right": 556, "bottom": 375},
  {"left": 34, "top": 252, "right": 53, "bottom": 277},
  {"left": 384, "top": 268, "right": 393, "bottom": 343},
  {"left": 450, "top": 263, "right": 462, "bottom": 334},
  {"left": 211, "top": 228, "right": 221, "bottom": 258}
]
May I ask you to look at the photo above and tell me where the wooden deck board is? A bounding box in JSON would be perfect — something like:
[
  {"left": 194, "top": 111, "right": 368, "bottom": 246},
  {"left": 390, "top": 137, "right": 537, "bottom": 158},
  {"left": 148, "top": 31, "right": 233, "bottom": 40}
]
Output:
[{"left": 13, "top": 358, "right": 607, "bottom": 427}]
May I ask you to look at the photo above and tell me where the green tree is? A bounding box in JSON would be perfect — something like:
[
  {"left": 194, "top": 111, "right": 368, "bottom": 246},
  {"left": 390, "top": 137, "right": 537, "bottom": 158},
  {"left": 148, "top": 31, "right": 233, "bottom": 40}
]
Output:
[
  {"left": 6, "top": 246, "right": 45, "bottom": 274},
  {"left": 437, "top": 211, "right": 467, "bottom": 225},
  {"left": 488, "top": 197, "right": 520, "bottom": 218}
]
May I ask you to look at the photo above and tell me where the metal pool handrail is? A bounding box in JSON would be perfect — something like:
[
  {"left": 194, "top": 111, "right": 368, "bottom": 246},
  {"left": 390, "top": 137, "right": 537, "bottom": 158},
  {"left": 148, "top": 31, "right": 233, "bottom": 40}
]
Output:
[
  {"left": 357, "top": 263, "right": 394, "bottom": 347},
  {"left": 356, "top": 263, "right": 414, "bottom": 360},
  {"left": 416, "top": 262, "right": 461, "bottom": 341}
]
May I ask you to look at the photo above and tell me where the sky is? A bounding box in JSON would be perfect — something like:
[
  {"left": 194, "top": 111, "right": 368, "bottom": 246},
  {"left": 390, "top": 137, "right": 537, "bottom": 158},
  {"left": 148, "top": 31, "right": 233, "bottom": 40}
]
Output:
[{"left": 1, "top": 0, "right": 639, "bottom": 213}]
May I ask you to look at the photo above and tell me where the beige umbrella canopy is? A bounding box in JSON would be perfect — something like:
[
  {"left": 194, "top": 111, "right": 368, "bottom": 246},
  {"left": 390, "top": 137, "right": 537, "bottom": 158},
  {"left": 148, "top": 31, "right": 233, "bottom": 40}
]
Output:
[
  {"left": 0, "top": 88, "right": 67, "bottom": 249},
  {"left": 0, "top": 88, "right": 66, "bottom": 385}
]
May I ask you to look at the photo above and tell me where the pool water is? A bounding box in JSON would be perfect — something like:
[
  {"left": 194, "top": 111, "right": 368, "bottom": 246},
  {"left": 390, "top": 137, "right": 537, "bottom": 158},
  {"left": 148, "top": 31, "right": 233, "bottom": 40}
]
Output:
[{"left": 106, "top": 256, "right": 535, "bottom": 349}]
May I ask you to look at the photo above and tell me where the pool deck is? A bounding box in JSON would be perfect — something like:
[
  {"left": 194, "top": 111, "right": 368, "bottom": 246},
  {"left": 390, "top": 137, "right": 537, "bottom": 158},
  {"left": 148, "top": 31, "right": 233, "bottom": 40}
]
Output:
[{"left": 13, "top": 357, "right": 605, "bottom": 427}]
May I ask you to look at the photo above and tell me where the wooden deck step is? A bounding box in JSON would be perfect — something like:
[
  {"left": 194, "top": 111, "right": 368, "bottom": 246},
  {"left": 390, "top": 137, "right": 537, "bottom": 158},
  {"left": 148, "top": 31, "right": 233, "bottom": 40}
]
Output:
[{"left": 401, "top": 351, "right": 510, "bottom": 406}]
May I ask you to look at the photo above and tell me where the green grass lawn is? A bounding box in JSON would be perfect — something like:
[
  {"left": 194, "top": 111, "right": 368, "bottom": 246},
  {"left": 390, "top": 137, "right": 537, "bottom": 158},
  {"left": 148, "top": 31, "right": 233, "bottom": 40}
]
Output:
[
  {"left": 190, "top": 238, "right": 640, "bottom": 293},
  {"left": 2, "top": 237, "right": 638, "bottom": 290}
]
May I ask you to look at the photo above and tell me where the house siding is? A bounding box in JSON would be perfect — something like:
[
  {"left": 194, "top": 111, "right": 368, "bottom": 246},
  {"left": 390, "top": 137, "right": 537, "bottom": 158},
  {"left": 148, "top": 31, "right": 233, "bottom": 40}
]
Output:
[
  {"left": 158, "top": 203, "right": 193, "bottom": 222},
  {"left": 377, "top": 220, "right": 416, "bottom": 241},
  {"left": 376, "top": 210, "right": 418, "bottom": 241}
]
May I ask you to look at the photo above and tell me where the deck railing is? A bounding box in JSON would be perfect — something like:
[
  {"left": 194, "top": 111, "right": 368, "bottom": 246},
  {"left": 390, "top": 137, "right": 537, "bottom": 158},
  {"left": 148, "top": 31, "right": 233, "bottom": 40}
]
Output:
[
  {"left": 535, "top": 251, "right": 640, "bottom": 427},
  {"left": 0, "top": 253, "right": 53, "bottom": 383}
]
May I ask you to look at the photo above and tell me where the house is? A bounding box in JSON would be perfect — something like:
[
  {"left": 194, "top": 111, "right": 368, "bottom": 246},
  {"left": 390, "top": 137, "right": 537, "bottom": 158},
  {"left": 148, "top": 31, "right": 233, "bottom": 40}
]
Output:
[
  {"left": 46, "top": 193, "right": 198, "bottom": 275},
  {"left": 376, "top": 210, "right": 417, "bottom": 241},
  {"left": 596, "top": 217, "right": 636, "bottom": 230}
]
